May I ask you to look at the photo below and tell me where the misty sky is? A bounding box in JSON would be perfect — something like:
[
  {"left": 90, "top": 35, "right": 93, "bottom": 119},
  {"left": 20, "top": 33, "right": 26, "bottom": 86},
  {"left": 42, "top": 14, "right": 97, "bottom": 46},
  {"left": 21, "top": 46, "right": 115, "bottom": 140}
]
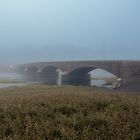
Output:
[{"left": 0, "top": 0, "right": 140, "bottom": 64}]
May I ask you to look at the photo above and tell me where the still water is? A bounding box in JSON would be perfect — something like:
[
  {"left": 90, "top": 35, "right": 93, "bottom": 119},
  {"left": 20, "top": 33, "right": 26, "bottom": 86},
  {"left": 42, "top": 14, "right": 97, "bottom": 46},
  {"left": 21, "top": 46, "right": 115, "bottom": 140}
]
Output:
[
  {"left": 0, "top": 73, "right": 113, "bottom": 89},
  {"left": 91, "top": 80, "right": 112, "bottom": 89},
  {"left": 91, "top": 79, "right": 106, "bottom": 86},
  {"left": 0, "top": 73, "right": 25, "bottom": 89},
  {"left": 0, "top": 73, "right": 21, "bottom": 79},
  {"left": 0, "top": 83, "right": 28, "bottom": 88}
]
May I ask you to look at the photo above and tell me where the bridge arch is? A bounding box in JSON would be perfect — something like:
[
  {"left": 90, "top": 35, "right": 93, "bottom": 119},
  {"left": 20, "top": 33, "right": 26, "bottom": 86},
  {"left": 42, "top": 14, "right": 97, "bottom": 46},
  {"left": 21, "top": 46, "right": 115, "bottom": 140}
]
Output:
[
  {"left": 23, "top": 66, "right": 38, "bottom": 81},
  {"left": 26, "top": 66, "right": 38, "bottom": 73},
  {"left": 17, "top": 66, "right": 26, "bottom": 74},
  {"left": 39, "top": 66, "right": 61, "bottom": 85},
  {"left": 67, "top": 65, "right": 121, "bottom": 78},
  {"left": 62, "top": 66, "right": 120, "bottom": 86}
]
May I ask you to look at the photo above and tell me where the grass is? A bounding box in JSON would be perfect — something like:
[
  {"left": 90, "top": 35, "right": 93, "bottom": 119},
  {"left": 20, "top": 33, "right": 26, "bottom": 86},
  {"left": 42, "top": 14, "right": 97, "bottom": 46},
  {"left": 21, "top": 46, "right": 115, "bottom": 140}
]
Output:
[{"left": 0, "top": 85, "right": 139, "bottom": 140}]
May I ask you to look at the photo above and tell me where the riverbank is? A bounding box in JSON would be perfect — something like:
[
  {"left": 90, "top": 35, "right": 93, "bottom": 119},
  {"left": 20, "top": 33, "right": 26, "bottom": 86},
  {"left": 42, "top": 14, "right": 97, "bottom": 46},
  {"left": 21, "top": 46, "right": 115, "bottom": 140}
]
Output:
[
  {"left": 0, "top": 79, "right": 23, "bottom": 83},
  {"left": 0, "top": 85, "right": 139, "bottom": 139}
]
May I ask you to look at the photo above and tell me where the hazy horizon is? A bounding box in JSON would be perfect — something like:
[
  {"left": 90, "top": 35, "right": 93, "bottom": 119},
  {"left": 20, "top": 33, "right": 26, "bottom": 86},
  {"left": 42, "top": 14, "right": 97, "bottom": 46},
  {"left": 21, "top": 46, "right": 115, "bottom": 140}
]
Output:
[{"left": 0, "top": 0, "right": 140, "bottom": 65}]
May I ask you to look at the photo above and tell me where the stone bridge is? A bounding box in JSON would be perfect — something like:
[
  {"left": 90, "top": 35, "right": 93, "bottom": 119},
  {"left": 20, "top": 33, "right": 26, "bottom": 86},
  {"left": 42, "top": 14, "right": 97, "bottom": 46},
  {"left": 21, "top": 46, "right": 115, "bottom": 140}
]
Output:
[{"left": 16, "top": 60, "right": 140, "bottom": 86}]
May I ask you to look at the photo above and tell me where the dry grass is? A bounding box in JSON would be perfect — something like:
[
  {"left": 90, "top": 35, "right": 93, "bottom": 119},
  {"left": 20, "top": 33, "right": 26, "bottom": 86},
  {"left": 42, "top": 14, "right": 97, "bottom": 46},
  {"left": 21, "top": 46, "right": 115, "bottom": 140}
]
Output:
[{"left": 0, "top": 85, "right": 139, "bottom": 140}]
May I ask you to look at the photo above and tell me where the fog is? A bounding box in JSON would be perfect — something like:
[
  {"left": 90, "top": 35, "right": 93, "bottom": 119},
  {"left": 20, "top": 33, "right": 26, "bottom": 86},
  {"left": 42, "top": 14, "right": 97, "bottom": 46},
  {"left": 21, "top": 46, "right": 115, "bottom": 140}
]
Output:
[{"left": 0, "top": 0, "right": 140, "bottom": 65}]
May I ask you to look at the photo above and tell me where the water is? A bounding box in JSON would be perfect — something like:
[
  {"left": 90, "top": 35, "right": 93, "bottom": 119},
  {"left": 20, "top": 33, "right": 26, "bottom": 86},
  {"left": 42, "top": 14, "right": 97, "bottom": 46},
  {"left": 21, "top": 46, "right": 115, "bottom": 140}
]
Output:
[
  {"left": 91, "top": 79, "right": 112, "bottom": 89},
  {"left": 91, "top": 79, "right": 106, "bottom": 86},
  {"left": 0, "top": 73, "right": 24, "bottom": 89},
  {"left": 0, "top": 73, "right": 21, "bottom": 80},
  {"left": 0, "top": 83, "right": 28, "bottom": 89},
  {"left": 0, "top": 73, "right": 43, "bottom": 89},
  {"left": 90, "top": 68, "right": 117, "bottom": 89},
  {"left": 0, "top": 72, "right": 113, "bottom": 89}
]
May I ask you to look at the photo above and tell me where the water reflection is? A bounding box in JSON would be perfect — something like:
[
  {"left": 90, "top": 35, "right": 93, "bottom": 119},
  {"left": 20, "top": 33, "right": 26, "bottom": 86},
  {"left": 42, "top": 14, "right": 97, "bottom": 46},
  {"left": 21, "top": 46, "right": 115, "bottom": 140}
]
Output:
[
  {"left": 0, "top": 73, "right": 24, "bottom": 89},
  {"left": 0, "top": 70, "right": 115, "bottom": 89},
  {"left": 91, "top": 79, "right": 112, "bottom": 89},
  {"left": 91, "top": 79, "right": 106, "bottom": 86},
  {"left": 0, "top": 73, "right": 21, "bottom": 80},
  {"left": 0, "top": 83, "right": 27, "bottom": 89}
]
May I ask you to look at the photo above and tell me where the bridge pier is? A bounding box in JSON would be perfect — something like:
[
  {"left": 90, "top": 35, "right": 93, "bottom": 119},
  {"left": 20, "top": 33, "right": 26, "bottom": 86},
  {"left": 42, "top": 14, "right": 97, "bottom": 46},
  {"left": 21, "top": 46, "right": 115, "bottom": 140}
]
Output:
[{"left": 122, "top": 78, "right": 140, "bottom": 87}]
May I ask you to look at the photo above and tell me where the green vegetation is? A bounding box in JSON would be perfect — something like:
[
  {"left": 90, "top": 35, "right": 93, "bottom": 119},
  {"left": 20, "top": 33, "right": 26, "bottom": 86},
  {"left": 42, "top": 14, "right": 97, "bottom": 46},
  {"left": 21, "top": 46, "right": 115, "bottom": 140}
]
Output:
[{"left": 0, "top": 85, "right": 139, "bottom": 140}]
